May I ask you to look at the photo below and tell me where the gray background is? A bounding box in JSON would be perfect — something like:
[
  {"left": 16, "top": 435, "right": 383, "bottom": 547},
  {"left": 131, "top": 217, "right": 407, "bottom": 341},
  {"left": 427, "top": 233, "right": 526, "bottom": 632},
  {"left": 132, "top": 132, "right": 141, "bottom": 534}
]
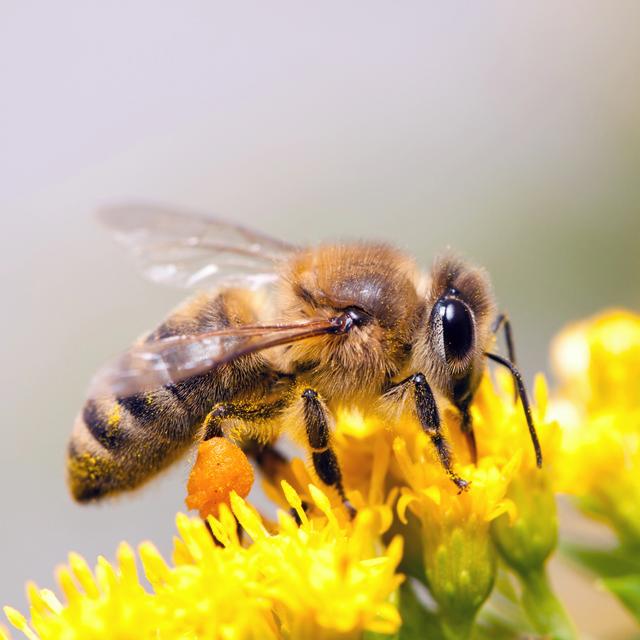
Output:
[{"left": 1, "top": 3, "right": 639, "bottom": 638}]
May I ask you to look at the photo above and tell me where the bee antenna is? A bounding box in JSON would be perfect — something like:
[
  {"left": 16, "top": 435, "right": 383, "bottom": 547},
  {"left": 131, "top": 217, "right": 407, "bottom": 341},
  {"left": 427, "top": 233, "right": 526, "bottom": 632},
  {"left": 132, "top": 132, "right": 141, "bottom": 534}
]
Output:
[{"left": 484, "top": 352, "right": 543, "bottom": 468}]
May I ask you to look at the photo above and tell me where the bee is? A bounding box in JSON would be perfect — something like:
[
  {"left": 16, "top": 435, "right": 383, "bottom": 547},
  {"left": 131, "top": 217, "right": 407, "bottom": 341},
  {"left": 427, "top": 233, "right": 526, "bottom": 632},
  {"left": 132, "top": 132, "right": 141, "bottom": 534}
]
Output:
[{"left": 68, "top": 205, "right": 541, "bottom": 505}]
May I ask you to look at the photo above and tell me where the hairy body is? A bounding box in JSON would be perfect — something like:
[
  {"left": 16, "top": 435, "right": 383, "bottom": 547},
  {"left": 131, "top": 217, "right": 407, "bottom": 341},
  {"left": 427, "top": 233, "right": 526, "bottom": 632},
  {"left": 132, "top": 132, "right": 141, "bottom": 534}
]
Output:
[{"left": 68, "top": 207, "right": 541, "bottom": 505}]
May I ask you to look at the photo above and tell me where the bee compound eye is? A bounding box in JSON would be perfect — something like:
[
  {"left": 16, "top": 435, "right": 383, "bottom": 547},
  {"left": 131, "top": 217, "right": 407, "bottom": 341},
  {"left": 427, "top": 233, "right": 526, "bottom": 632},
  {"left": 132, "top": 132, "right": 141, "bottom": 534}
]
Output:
[{"left": 437, "top": 298, "right": 475, "bottom": 361}]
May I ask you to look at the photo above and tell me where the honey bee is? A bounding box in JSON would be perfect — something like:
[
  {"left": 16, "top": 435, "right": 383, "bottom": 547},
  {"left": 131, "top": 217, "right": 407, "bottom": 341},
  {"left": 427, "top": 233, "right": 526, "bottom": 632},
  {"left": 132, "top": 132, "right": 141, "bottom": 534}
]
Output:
[{"left": 68, "top": 205, "right": 541, "bottom": 505}]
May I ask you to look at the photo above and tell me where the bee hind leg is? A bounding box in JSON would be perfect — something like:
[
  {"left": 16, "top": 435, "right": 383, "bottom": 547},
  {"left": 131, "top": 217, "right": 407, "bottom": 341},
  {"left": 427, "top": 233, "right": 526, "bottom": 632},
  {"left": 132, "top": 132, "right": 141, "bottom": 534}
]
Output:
[
  {"left": 200, "top": 392, "right": 354, "bottom": 518},
  {"left": 198, "top": 397, "right": 289, "bottom": 542},
  {"left": 242, "top": 441, "right": 311, "bottom": 524},
  {"left": 301, "top": 388, "right": 355, "bottom": 518},
  {"left": 201, "top": 396, "right": 318, "bottom": 487},
  {"left": 243, "top": 440, "right": 290, "bottom": 481},
  {"left": 202, "top": 398, "right": 287, "bottom": 441}
]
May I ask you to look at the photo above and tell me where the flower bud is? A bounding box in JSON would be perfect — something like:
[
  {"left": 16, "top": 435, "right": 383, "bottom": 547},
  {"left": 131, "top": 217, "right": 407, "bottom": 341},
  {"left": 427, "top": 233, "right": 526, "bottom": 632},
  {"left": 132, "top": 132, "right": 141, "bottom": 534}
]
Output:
[
  {"left": 492, "top": 471, "right": 576, "bottom": 639},
  {"left": 422, "top": 517, "right": 496, "bottom": 640},
  {"left": 492, "top": 471, "right": 557, "bottom": 574}
]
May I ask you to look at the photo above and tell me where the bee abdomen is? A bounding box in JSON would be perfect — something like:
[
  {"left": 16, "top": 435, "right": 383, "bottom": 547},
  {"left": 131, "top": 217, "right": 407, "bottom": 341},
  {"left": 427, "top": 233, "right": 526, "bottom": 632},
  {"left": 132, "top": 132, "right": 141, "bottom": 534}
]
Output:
[
  {"left": 67, "top": 438, "right": 120, "bottom": 502},
  {"left": 82, "top": 399, "right": 130, "bottom": 451},
  {"left": 68, "top": 391, "right": 194, "bottom": 502},
  {"left": 68, "top": 288, "right": 275, "bottom": 503}
]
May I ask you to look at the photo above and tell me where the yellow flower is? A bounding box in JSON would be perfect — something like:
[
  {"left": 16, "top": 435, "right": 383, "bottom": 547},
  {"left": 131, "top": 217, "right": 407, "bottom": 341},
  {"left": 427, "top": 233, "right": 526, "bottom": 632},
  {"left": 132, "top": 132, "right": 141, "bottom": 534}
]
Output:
[
  {"left": 476, "top": 371, "right": 563, "bottom": 572},
  {"left": 4, "top": 486, "right": 403, "bottom": 640},
  {"left": 260, "top": 407, "right": 401, "bottom": 535},
  {"left": 473, "top": 371, "right": 575, "bottom": 639},
  {"left": 552, "top": 308, "right": 640, "bottom": 412},
  {"left": 6, "top": 341, "right": 575, "bottom": 639},
  {"left": 551, "top": 309, "right": 640, "bottom": 543},
  {"left": 384, "top": 368, "right": 567, "bottom": 639},
  {"left": 393, "top": 416, "right": 518, "bottom": 636},
  {"left": 254, "top": 368, "right": 564, "bottom": 639},
  {"left": 4, "top": 545, "right": 159, "bottom": 640},
  {"left": 243, "top": 484, "right": 403, "bottom": 638}
]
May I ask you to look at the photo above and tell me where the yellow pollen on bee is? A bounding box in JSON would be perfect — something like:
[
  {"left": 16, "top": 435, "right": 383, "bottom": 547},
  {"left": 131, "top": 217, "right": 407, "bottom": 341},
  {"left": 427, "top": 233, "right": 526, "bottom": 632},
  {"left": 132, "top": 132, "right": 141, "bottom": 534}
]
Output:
[
  {"left": 107, "top": 404, "right": 121, "bottom": 428},
  {"left": 67, "top": 452, "right": 110, "bottom": 486}
]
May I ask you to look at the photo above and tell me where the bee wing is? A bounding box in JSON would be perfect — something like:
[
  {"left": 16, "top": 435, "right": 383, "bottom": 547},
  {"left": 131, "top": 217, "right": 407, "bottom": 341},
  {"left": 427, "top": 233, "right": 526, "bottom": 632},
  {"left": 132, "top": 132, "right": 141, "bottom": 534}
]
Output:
[
  {"left": 98, "top": 203, "right": 298, "bottom": 289},
  {"left": 88, "top": 319, "right": 335, "bottom": 399}
]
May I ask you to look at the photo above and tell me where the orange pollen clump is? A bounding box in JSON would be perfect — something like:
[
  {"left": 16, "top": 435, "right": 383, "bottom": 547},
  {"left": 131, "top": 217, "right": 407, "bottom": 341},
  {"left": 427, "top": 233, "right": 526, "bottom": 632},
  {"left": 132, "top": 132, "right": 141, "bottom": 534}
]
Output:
[{"left": 185, "top": 438, "right": 254, "bottom": 518}]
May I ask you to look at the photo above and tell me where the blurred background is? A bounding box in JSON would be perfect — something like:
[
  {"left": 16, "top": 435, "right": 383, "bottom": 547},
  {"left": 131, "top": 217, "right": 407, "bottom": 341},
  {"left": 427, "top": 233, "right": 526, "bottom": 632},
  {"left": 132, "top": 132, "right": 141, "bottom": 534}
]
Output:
[{"left": 1, "top": 2, "right": 639, "bottom": 637}]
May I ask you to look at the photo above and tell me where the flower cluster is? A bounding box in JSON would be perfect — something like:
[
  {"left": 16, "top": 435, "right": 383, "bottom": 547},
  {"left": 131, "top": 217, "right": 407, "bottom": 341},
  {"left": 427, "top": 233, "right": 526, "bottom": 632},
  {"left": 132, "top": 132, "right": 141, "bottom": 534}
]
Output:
[
  {"left": 5, "top": 308, "right": 640, "bottom": 639},
  {"left": 549, "top": 310, "right": 640, "bottom": 620},
  {"left": 551, "top": 310, "right": 640, "bottom": 540},
  {"left": 4, "top": 488, "right": 402, "bottom": 640}
]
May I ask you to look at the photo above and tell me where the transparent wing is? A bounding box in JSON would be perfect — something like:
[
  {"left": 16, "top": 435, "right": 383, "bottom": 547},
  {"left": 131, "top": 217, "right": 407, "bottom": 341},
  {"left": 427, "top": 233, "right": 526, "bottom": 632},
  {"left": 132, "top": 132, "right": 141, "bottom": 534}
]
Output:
[
  {"left": 98, "top": 203, "right": 298, "bottom": 289},
  {"left": 88, "top": 319, "right": 336, "bottom": 399}
]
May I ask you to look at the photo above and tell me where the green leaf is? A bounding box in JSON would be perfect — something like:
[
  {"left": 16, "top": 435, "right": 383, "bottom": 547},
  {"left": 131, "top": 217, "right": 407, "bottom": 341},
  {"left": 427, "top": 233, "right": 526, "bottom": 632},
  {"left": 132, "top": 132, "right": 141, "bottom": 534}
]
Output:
[
  {"left": 398, "top": 580, "right": 445, "bottom": 640},
  {"left": 476, "top": 589, "right": 534, "bottom": 639},
  {"left": 363, "top": 580, "right": 446, "bottom": 640},
  {"left": 492, "top": 565, "right": 520, "bottom": 604},
  {"left": 601, "top": 574, "right": 640, "bottom": 623},
  {"left": 474, "top": 618, "right": 520, "bottom": 640},
  {"left": 562, "top": 542, "right": 640, "bottom": 578},
  {"left": 518, "top": 567, "right": 577, "bottom": 640},
  {"left": 474, "top": 566, "right": 535, "bottom": 640}
]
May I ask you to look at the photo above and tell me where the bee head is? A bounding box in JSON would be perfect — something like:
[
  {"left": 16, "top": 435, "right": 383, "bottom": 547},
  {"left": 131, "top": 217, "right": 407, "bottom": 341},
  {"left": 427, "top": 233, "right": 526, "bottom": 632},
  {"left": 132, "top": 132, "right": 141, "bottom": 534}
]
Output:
[{"left": 412, "top": 255, "right": 496, "bottom": 396}]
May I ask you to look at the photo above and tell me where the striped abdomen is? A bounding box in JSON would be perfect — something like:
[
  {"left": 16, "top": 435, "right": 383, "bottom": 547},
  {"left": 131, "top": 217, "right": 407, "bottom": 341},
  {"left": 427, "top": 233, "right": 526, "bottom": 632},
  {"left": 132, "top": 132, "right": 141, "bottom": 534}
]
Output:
[{"left": 67, "top": 289, "right": 273, "bottom": 502}]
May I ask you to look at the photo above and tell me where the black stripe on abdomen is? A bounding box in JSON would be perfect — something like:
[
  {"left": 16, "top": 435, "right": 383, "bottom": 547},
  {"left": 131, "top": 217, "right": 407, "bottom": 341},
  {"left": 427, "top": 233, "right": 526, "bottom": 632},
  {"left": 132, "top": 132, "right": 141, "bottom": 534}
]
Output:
[
  {"left": 117, "top": 393, "right": 160, "bottom": 424},
  {"left": 164, "top": 381, "right": 191, "bottom": 406},
  {"left": 83, "top": 400, "right": 129, "bottom": 450}
]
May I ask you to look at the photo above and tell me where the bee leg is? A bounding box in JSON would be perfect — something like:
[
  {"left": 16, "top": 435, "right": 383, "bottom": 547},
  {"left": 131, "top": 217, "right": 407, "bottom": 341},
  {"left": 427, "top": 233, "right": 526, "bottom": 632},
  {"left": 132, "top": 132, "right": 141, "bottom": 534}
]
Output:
[
  {"left": 199, "top": 398, "right": 289, "bottom": 543},
  {"left": 202, "top": 398, "right": 287, "bottom": 441},
  {"left": 243, "top": 441, "right": 310, "bottom": 524},
  {"left": 389, "top": 373, "right": 469, "bottom": 492},
  {"left": 301, "top": 388, "right": 355, "bottom": 518},
  {"left": 492, "top": 313, "right": 517, "bottom": 364},
  {"left": 243, "top": 440, "right": 289, "bottom": 481},
  {"left": 450, "top": 375, "right": 478, "bottom": 464},
  {"left": 456, "top": 395, "right": 477, "bottom": 465},
  {"left": 204, "top": 514, "right": 245, "bottom": 546},
  {"left": 492, "top": 312, "right": 519, "bottom": 402}
]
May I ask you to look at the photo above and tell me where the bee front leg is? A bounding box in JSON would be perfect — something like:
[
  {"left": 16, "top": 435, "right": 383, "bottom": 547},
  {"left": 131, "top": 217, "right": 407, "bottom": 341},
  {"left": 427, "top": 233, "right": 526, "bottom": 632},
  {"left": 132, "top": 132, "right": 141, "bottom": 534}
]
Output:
[
  {"left": 385, "top": 373, "right": 469, "bottom": 492},
  {"left": 301, "top": 388, "right": 354, "bottom": 517}
]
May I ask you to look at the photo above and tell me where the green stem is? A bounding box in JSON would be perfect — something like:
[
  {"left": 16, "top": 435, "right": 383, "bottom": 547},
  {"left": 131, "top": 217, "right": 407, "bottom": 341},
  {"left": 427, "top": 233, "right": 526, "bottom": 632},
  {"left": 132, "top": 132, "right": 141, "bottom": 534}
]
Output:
[
  {"left": 439, "top": 614, "right": 475, "bottom": 640},
  {"left": 519, "top": 567, "right": 576, "bottom": 640}
]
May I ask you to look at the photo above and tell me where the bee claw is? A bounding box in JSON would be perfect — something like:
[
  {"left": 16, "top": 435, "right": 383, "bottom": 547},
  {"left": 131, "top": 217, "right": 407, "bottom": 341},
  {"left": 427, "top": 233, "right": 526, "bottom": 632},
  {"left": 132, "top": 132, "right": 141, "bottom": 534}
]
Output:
[
  {"left": 343, "top": 499, "right": 357, "bottom": 520},
  {"left": 454, "top": 477, "right": 471, "bottom": 494}
]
